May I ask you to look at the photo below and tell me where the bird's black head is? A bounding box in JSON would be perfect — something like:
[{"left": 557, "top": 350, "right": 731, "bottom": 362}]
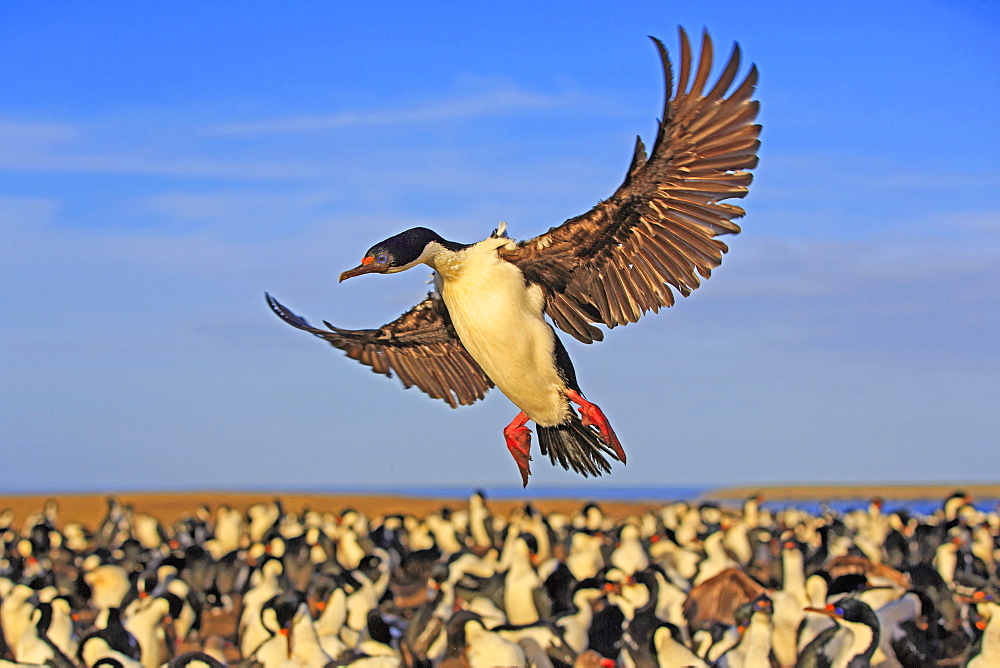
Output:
[
  {"left": 339, "top": 227, "right": 456, "bottom": 282},
  {"left": 749, "top": 593, "right": 774, "bottom": 616},
  {"left": 805, "top": 598, "right": 878, "bottom": 628}
]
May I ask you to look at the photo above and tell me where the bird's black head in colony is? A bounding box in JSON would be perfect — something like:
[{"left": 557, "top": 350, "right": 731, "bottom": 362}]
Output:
[
  {"left": 803, "top": 598, "right": 876, "bottom": 626},
  {"left": 339, "top": 227, "right": 466, "bottom": 281}
]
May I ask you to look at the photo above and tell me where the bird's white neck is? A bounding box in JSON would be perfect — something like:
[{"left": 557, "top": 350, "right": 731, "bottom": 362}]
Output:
[
  {"left": 423, "top": 236, "right": 513, "bottom": 281},
  {"left": 975, "top": 604, "right": 1000, "bottom": 666},
  {"left": 837, "top": 620, "right": 874, "bottom": 668}
]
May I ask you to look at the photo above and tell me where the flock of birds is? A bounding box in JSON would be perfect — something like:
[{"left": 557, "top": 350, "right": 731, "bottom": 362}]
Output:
[{"left": 0, "top": 490, "right": 998, "bottom": 668}]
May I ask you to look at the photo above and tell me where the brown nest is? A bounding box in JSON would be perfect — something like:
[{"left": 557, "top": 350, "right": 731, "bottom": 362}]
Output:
[
  {"left": 824, "top": 555, "right": 911, "bottom": 587},
  {"left": 683, "top": 567, "right": 767, "bottom": 629}
]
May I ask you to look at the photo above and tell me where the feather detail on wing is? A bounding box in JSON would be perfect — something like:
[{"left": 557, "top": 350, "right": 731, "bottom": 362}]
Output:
[
  {"left": 265, "top": 292, "right": 493, "bottom": 408},
  {"left": 499, "top": 28, "right": 761, "bottom": 343}
]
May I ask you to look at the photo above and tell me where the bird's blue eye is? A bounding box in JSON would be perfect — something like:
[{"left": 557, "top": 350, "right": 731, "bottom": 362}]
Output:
[{"left": 377, "top": 253, "right": 389, "bottom": 264}]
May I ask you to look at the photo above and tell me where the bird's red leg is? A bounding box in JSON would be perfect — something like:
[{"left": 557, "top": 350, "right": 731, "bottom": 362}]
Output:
[
  {"left": 503, "top": 411, "right": 533, "bottom": 487},
  {"left": 564, "top": 389, "right": 626, "bottom": 464}
]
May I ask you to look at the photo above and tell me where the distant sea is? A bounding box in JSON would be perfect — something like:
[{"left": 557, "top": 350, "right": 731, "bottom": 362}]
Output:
[{"left": 365, "top": 485, "right": 707, "bottom": 502}]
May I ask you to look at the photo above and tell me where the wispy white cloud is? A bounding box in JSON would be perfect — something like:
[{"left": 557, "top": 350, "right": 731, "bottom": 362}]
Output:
[
  {"left": 0, "top": 118, "right": 79, "bottom": 147},
  {"left": 140, "top": 189, "right": 342, "bottom": 233},
  {"left": 709, "top": 226, "right": 1000, "bottom": 306},
  {"left": 660, "top": 226, "right": 1000, "bottom": 365},
  {"left": 0, "top": 194, "right": 60, "bottom": 228},
  {"left": 0, "top": 86, "right": 592, "bottom": 183},
  {"left": 0, "top": 114, "right": 330, "bottom": 180},
  {"left": 756, "top": 151, "right": 1000, "bottom": 200},
  {"left": 0, "top": 149, "right": 339, "bottom": 181},
  {"left": 937, "top": 210, "right": 1000, "bottom": 234},
  {"left": 210, "top": 85, "right": 585, "bottom": 135}
]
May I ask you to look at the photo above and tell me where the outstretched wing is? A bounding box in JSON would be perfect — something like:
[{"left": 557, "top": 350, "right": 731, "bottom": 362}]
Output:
[
  {"left": 266, "top": 292, "right": 493, "bottom": 408},
  {"left": 500, "top": 29, "right": 761, "bottom": 343}
]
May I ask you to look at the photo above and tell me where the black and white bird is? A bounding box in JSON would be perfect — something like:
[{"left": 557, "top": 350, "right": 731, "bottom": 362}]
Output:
[
  {"left": 267, "top": 28, "right": 761, "bottom": 486},
  {"left": 797, "top": 598, "right": 881, "bottom": 668}
]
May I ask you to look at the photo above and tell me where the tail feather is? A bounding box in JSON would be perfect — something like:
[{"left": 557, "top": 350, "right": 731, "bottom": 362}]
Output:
[{"left": 536, "top": 416, "right": 623, "bottom": 478}]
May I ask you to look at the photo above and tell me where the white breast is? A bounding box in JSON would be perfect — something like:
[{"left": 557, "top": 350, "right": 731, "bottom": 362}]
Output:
[{"left": 435, "top": 239, "right": 569, "bottom": 426}]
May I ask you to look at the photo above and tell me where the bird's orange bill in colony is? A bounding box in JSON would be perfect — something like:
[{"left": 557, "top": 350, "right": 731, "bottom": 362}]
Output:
[{"left": 267, "top": 27, "right": 761, "bottom": 486}]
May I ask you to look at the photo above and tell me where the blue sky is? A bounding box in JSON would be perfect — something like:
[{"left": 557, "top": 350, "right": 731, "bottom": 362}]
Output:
[{"left": 3, "top": 2, "right": 998, "bottom": 494}]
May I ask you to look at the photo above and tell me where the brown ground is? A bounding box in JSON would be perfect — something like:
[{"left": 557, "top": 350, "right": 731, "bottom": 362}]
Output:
[
  {"left": 0, "top": 491, "right": 661, "bottom": 527},
  {"left": 2, "top": 482, "right": 997, "bottom": 528},
  {"left": 703, "top": 482, "right": 1000, "bottom": 503}
]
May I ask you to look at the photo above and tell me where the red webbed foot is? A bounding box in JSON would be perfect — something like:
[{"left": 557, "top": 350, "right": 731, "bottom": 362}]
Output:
[
  {"left": 565, "top": 389, "right": 626, "bottom": 464},
  {"left": 503, "top": 411, "right": 533, "bottom": 487}
]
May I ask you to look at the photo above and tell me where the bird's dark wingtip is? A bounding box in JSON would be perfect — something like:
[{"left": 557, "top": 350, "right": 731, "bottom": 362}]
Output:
[
  {"left": 265, "top": 292, "right": 288, "bottom": 317},
  {"left": 264, "top": 292, "right": 319, "bottom": 333},
  {"left": 265, "top": 291, "right": 279, "bottom": 312}
]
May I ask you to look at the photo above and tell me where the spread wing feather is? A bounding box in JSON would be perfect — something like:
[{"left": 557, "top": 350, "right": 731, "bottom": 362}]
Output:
[
  {"left": 500, "top": 28, "right": 761, "bottom": 343},
  {"left": 265, "top": 292, "right": 493, "bottom": 408}
]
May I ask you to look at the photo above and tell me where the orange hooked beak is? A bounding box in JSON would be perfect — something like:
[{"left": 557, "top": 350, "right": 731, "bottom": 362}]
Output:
[
  {"left": 804, "top": 604, "right": 843, "bottom": 619},
  {"left": 339, "top": 256, "right": 386, "bottom": 282}
]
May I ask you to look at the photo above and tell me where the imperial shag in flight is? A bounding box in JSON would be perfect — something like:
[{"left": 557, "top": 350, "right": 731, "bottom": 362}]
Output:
[{"left": 267, "top": 28, "right": 761, "bottom": 486}]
